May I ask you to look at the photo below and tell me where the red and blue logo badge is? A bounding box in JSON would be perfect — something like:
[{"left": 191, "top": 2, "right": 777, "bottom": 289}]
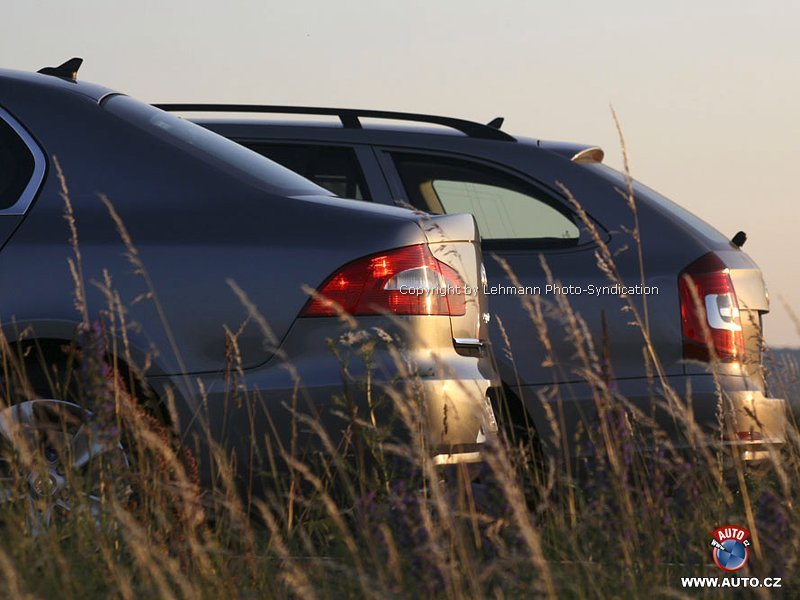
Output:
[{"left": 711, "top": 525, "right": 751, "bottom": 572}]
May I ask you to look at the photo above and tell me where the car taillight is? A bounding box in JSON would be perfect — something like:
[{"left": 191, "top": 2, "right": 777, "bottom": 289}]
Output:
[
  {"left": 678, "top": 252, "right": 744, "bottom": 362},
  {"left": 301, "top": 244, "right": 466, "bottom": 317}
]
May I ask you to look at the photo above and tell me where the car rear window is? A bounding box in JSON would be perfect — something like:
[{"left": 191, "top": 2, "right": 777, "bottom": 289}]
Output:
[
  {"left": 0, "top": 115, "right": 35, "bottom": 210},
  {"left": 583, "top": 163, "right": 731, "bottom": 245},
  {"left": 244, "top": 143, "right": 371, "bottom": 201},
  {"left": 104, "top": 96, "right": 328, "bottom": 197}
]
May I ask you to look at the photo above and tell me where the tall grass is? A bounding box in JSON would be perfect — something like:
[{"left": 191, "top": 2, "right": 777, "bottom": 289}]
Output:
[{"left": 0, "top": 149, "right": 796, "bottom": 599}]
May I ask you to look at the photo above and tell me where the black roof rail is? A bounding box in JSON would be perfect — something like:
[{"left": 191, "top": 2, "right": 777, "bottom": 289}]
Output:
[{"left": 152, "top": 103, "right": 516, "bottom": 142}]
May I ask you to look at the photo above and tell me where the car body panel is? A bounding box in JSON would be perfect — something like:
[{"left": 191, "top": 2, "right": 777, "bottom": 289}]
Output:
[{"left": 0, "top": 219, "right": 17, "bottom": 248}]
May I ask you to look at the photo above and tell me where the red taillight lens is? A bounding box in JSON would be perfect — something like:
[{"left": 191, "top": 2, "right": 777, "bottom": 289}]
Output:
[
  {"left": 301, "top": 244, "right": 466, "bottom": 317},
  {"left": 678, "top": 252, "right": 744, "bottom": 362}
]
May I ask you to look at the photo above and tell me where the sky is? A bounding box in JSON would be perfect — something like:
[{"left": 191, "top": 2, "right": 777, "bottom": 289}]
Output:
[{"left": 3, "top": 0, "right": 799, "bottom": 346}]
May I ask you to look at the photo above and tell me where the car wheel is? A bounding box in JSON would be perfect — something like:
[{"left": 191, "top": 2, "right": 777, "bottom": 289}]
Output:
[{"left": 0, "top": 398, "right": 131, "bottom": 532}]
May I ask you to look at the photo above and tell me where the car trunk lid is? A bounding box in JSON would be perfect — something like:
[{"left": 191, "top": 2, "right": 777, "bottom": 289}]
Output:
[
  {"left": 418, "top": 212, "right": 488, "bottom": 351},
  {"left": 717, "top": 249, "right": 770, "bottom": 384}
]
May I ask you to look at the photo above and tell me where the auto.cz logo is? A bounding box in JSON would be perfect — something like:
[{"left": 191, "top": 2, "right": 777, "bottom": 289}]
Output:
[
  {"left": 678, "top": 524, "right": 784, "bottom": 589},
  {"left": 681, "top": 576, "right": 782, "bottom": 589},
  {"left": 711, "top": 525, "right": 750, "bottom": 571}
]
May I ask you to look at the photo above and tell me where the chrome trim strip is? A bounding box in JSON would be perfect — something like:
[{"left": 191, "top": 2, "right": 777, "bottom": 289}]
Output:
[
  {"left": 453, "top": 337, "right": 483, "bottom": 347},
  {"left": 0, "top": 107, "right": 46, "bottom": 216},
  {"left": 432, "top": 451, "right": 483, "bottom": 465}
]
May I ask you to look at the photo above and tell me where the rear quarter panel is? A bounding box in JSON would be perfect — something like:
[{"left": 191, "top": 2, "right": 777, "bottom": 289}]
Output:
[{"left": 0, "top": 86, "right": 431, "bottom": 376}]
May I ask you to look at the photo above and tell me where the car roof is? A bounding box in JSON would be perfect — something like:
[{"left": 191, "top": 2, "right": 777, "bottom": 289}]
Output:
[{"left": 0, "top": 67, "right": 117, "bottom": 104}]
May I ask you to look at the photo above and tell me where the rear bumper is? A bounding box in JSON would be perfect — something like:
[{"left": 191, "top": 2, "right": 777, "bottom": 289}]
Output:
[
  {"left": 413, "top": 377, "right": 498, "bottom": 462},
  {"left": 151, "top": 315, "right": 499, "bottom": 487},
  {"left": 519, "top": 374, "right": 787, "bottom": 460},
  {"left": 723, "top": 390, "right": 786, "bottom": 445},
  {"left": 721, "top": 391, "right": 786, "bottom": 462}
]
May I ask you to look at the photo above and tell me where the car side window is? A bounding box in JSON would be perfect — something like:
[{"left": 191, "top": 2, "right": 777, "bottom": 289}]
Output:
[
  {"left": 0, "top": 116, "right": 35, "bottom": 210},
  {"left": 244, "top": 143, "right": 371, "bottom": 201},
  {"left": 391, "top": 154, "right": 580, "bottom": 247}
]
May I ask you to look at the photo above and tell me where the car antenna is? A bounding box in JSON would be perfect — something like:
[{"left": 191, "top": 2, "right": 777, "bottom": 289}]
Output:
[
  {"left": 37, "top": 57, "right": 83, "bottom": 82},
  {"left": 731, "top": 231, "right": 747, "bottom": 248},
  {"left": 486, "top": 117, "right": 504, "bottom": 129}
]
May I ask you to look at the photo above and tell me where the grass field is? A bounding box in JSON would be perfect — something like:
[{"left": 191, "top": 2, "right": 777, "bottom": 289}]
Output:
[{"left": 0, "top": 161, "right": 797, "bottom": 599}]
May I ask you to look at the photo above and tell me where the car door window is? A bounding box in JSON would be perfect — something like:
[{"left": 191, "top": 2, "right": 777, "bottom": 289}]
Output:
[
  {"left": 0, "top": 116, "right": 35, "bottom": 210},
  {"left": 245, "top": 143, "right": 371, "bottom": 201},
  {"left": 392, "top": 154, "right": 580, "bottom": 247}
]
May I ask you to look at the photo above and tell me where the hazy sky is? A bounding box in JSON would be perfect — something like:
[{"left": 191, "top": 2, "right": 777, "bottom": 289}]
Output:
[{"left": 3, "top": 0, "right": 799, "bottom": 345}]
